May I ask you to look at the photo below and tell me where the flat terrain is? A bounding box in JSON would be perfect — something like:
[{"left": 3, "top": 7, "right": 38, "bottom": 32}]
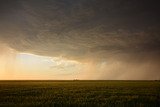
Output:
[{"left": 0, "top": 80, "right": 159, "bottom": 106}]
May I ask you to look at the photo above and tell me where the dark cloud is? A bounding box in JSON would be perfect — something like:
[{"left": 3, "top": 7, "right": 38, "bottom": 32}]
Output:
[{"left": 0, "top": 0, "right": 160, "bottom": 79}]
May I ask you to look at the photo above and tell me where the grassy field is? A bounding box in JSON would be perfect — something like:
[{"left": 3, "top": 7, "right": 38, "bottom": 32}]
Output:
[{"left": 0, "top": 80, "right": 159, "bottom": 107}]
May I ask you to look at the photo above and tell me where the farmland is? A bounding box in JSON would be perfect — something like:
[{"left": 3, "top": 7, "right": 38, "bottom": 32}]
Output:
[{"left": 0, "top": 80, "right": 159, "bottom": 106}]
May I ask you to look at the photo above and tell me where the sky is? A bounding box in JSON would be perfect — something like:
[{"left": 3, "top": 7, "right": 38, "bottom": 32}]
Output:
[{"left": 0, "top": 0, "right": 160, "bottom": 80}]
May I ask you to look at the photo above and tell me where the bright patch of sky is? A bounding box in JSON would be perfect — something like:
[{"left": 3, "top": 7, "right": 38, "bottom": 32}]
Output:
[{"left": 16, "top": 53, "right": 84, "bottom": 75}]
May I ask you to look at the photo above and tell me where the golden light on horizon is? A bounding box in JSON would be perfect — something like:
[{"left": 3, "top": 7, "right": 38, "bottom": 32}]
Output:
[{"left": 0, "top": 47, "right": 86, "bottom": 80}]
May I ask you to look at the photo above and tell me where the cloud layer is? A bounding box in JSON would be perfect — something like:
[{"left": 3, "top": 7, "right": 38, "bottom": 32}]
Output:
[{"left": 0, "top": 0, "right": 160, "bottom": 79}]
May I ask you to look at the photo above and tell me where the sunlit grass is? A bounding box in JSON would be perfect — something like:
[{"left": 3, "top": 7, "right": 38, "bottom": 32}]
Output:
[{"left": 0, "top": 80, "right": 159, "bottom": 106}]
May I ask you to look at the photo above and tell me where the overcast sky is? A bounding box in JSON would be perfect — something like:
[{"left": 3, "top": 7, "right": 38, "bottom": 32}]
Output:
[{"left": 0, "top": 0, "right": 160, "bottom": 80}]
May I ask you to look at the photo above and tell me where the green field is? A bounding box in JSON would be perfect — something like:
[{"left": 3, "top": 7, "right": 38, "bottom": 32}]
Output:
[{"left": 0, "top": 80, "right": 159, "bottom": 107}]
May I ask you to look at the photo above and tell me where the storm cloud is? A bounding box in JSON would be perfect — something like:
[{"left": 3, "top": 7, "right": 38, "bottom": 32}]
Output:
[{"left": 0, "top": 0, "right": 160, "bottom": 79}]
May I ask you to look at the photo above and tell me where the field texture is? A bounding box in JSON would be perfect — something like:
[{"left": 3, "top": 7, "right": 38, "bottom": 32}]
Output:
[{"left": 0, "top": 80, "right": 159, "bottom": 106}]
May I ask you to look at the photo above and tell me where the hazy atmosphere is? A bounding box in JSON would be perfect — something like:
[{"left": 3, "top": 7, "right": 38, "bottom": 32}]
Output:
[{"left": 0, "top": 0, "right": 160, "bottom": 80}]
